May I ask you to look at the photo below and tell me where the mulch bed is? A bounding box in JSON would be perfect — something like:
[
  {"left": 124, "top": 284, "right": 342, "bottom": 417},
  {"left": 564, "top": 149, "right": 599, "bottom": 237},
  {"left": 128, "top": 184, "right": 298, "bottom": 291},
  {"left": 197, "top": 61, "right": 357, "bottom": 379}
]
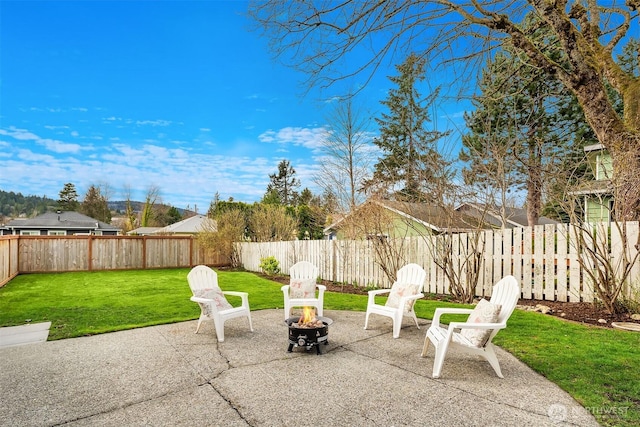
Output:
[{"left": 258, "top": 272, "right": 639, "bottom": 329}]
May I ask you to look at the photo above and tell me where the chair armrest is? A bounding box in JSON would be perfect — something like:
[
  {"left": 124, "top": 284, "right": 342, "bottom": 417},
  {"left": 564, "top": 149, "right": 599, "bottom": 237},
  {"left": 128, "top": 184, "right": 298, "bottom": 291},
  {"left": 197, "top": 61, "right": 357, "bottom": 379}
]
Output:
[
  {"left": 316, "top": 284, "right": 326, "bottom": 299},
  {"left": 368, "top": 289, "right": 391, "bottom": 296},
  {"left": 448, "top": 321, "right": 506, "bottom": 331},
  {"left": 398, "top": 292, "right": 424, "bottom": 310},
  {"left": 401, "top": 292, "right": 424, "bottom": 302},
  {"left": 222, "top": 291, "right": 248, "bottom": 298},
  {"left": 367, "top": 289, "right": 391, "bottom": 305},
  {"left": 223, "top": 291, "right": 250, "bottom": 307},
  {"left": 432, "top": 307, "right": 474, "bottom": 325},
  {"left": 281, "top": 285, "right": 290, "bottom": 292}
]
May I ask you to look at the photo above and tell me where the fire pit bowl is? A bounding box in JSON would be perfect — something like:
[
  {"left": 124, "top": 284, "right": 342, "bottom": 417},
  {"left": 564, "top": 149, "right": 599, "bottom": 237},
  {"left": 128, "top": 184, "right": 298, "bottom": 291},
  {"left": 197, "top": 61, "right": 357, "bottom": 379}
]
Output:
[{"left": 285, "top": 316, "right": 333, "bottom": 354}]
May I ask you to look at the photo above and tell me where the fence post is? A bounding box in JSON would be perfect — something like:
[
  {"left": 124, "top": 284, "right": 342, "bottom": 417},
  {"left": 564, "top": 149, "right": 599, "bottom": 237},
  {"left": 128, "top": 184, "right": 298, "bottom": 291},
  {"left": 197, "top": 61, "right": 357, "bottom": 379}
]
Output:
[{"left": 87, "top": 235, "right": 93, "bottom": 271}]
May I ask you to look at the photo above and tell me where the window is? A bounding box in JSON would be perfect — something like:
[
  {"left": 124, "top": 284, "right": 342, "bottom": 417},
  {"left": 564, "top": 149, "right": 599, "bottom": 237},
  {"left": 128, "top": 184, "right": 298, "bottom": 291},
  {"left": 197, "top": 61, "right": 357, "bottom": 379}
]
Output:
[
  {"left": 20, "top": 230, "right": 40, "bottom": 236},
  {"left": 48, "top": 230, "right": 66, "bottom": 236}
]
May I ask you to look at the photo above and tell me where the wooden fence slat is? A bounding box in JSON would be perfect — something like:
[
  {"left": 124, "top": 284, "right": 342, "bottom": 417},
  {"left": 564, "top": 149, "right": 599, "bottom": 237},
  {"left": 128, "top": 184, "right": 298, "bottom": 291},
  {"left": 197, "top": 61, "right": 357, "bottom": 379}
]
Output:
[
  {"left": 556, "top": 224, "right": 569, "bottom": 302},
  {"left": 512, "top": 227, "right": 523, "bottom": 290},
  {"left": 544, "top": 224, "right": 556, "bottom": 300},
  {"left": 568, "top": 225, "right": 582, "bottom": 302},
  {"left": 533, "top": 226, "right": 545, "bottom": 299}
]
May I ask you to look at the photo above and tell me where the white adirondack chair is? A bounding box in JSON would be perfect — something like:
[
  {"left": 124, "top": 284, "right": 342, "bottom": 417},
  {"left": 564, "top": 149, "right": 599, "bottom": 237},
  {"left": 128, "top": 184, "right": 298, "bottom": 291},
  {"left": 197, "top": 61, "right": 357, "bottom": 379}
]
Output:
[
  {"left": 281, "top": 261, "right": 325, "bottom": 320},
  {"left": 187, "top": 265, "right": 253, "bottom": 342},
  {"left": 363, "top": 263, "right": 427, "bottom": 338},
  {"left": 421, "top": 275, "right": 520, "bottom": 378}
]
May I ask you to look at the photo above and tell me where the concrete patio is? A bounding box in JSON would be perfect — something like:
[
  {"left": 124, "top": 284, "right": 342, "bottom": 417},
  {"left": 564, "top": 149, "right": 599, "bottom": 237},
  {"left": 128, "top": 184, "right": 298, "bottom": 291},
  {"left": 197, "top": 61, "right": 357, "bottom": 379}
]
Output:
[{"left": 0, "top": 309, "right": 598, "bottom": 426}]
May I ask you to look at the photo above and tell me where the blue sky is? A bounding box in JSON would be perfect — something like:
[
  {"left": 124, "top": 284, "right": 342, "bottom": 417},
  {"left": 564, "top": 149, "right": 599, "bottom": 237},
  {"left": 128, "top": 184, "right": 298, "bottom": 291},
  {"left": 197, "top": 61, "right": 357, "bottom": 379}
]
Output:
[{"left": 0, "top": 1, "right": 467, "bottom": 212}]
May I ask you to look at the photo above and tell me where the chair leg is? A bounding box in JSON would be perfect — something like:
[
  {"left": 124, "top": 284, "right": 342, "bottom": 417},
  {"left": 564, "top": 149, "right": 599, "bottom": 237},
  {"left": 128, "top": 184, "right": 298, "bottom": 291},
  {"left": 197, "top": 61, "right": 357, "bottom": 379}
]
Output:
[
  {"left": 246, "top": 313, "right": 254, "bottom": 332},
  {"left": 409, "top": 311, "right": 420, "bottom": 329},
  {"left": 483, "top": 344, "right": 504, "bottom": 378},
  {"left": 392, "top": 312, "right": 403, "bottom": 338},
  {"left": 283, "top": 303, "right": 290, "bottom": 320},
  {"left": 421, "top": 335, "right": 430, "bottom": 357},
  {"left": 214, "top": 320, "right": 225, "bottom": 343},
  {"left": 195, "top": 315, "right": 204, "bottom": 334},
  {"left": 363, "top": 311, "right": 371, "bottom": 330},
  {"left": 316, "top": 305, "right": 323, "bottom": 317},
  {"left": 432, "top": 340, "right": 449, "bottom": 378}
]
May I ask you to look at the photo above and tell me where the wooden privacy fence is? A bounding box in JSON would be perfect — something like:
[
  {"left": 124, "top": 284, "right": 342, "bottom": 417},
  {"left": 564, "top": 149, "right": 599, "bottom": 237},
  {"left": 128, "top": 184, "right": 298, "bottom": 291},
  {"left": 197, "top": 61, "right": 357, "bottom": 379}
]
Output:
[
  {"left": 0, "top": 235, "right": 226, "bottom": 286},
  {"left": 237, "top": 222, "right": 640, "bottom": 303}
]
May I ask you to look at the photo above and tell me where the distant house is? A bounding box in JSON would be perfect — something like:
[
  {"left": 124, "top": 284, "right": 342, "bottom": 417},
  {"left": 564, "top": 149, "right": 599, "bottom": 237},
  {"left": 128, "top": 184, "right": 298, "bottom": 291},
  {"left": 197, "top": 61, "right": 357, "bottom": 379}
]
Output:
[
  {"left": 455, "top": 203, "right": 559, "bottom": 228},
  {"left": 130, "top": 214, "right": 216, "bottom": 236},
  {"left": 126, "top": 226, "right": 162, "bottom": 236},
  {"left": 569, "top": 143, "right": 613, "bottom": 222},
  {"left": 323, "top": 200, "right": 486, "bottom": 240},
  {"left": 1, "top": 211, "right": 120, "bottom": 236}
]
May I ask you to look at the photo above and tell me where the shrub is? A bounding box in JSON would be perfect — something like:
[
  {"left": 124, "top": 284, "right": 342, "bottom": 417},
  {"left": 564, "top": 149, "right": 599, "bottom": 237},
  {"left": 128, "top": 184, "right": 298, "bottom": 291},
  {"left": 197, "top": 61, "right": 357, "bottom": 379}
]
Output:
[{"left": 259, "top": 256, "right": 280, "bottom": 275}]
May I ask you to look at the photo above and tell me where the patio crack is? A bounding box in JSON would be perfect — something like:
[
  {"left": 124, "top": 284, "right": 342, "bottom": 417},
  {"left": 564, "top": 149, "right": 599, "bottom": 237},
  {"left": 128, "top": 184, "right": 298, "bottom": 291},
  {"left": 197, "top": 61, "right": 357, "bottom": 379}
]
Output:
[{"left": 344, "top": 344, "right": 590, "bottom": 426}]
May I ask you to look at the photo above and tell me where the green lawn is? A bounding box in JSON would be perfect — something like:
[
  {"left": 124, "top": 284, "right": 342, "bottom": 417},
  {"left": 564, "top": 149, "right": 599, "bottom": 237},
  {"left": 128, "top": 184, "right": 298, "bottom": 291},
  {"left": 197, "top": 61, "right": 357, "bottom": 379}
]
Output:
[{"left": 1, "top": 268, "right": 639, "bottom": 427}]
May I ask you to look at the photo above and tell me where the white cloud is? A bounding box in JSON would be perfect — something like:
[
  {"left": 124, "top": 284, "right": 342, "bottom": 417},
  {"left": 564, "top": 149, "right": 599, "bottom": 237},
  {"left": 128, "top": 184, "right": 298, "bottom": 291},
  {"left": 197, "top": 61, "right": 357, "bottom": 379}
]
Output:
[
  {"left": 0, "top": 127, "right": 40, "bottom": 140},
  {"left": 258, "top": 126, "right": 329, "bottom": 151},
  {"left": 40, "top": 138, "right": 84, "bottom": 154},
  {"left": 0, "top": 127, "right": 85, "bottom": 153},
  {"left": 136, "top": 119, "right": 171, "bottom": 127}
]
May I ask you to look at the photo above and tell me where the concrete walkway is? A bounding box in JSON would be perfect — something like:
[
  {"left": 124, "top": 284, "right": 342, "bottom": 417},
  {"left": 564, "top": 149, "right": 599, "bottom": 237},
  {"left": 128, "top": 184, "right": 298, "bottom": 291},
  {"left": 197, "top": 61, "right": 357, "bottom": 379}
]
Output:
[{"left": 0, "top": 309, "right": 598, "bottom": 426}]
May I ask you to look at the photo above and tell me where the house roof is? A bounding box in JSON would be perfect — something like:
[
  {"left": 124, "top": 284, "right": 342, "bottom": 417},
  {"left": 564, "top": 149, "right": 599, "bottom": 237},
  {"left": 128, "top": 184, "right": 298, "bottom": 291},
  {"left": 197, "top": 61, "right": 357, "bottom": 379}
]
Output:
[
  {"left": 456, "top": 203, "right": 559, "bottom": 227},
  {"left": 151, "top": 214, "right": 216, "bottom": 234},
  {"left": 380, "top": 201, "right": 484, "bottom": 231},
  {"left": 568, "top": 178, "right": 613, "bottom": 196},
  {"left": 4, "top": 211, "right": 119, "bottom": 231},
  {"left": 324, "top": 200, "right": 486, "bottom": 235},
  {"left": 127, "top": 227, "right": 163, "bottom": 236}
]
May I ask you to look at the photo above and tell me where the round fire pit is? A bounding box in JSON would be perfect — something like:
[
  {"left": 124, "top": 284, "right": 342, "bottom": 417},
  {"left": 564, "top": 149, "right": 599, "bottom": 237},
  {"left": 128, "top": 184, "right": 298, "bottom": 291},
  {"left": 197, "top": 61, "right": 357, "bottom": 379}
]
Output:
[{"left": 285, "top": 316, "right": 333, "bottom": 354}]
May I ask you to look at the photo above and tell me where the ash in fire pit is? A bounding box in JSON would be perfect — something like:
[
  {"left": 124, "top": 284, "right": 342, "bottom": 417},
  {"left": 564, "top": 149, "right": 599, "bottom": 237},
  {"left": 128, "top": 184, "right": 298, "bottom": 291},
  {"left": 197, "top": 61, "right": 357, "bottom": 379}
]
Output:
[{"left": 285, "top": 307, "right": 333, "bottom": 354}]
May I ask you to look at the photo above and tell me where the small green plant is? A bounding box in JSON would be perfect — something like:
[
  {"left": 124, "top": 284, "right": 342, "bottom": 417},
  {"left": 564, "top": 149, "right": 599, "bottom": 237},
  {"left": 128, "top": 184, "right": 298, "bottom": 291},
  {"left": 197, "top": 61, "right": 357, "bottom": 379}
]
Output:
[
  {"left": 259, "top": 256, "right": 280, "bottom": 275},
  {"left": 364, "top": 282, "right": 379, "bottom": 292}
]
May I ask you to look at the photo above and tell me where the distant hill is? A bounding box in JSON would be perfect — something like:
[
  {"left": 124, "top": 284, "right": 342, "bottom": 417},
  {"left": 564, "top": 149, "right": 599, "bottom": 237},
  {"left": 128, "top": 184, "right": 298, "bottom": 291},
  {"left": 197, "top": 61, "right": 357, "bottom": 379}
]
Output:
[
  {"left": 108, "top": 200, "right": 145, "bottom": 213},
  {"left": 108, "top": 201, "right": 194, "bottom": 216},
  {"left": 0, "top": 190, "right": 193, "bottom": 219},
  {"left": 0, "top": 190, "right": 56, "bottom": 217}
]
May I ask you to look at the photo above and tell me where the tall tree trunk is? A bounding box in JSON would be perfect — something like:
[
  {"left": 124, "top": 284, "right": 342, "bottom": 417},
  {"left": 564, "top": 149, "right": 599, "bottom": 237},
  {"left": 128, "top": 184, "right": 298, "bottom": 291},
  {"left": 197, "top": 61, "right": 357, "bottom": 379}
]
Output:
[
  {"left": 573, "top": 77, "right": 640, "bottom": 221},
  {"left": 525, "top": 1, "right": 640, "bottom": 219}
]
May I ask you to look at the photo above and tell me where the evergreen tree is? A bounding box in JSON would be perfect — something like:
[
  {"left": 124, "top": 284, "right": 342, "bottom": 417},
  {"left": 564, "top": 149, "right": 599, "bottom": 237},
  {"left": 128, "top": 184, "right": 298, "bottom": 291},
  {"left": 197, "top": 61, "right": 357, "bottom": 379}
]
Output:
[
  {"left": 166, "top": 206, "right": 182, "bottom": 224},
  {"left": 460, "top": 15, "right": 576, "bottom": 226},
  {"left": 57, "top": 183, "right": 79, "bottom": 211},
  {"left": 80, "top": 185, "right": 111, "bottom": 223},
  {"left": 298, "top": 188, "right": 313, "bottom": 206},
  {"left": 261, "top": 188, "right": 281, "bottom": 205},
  {"left": 364, "top": 53, "right": 449, "bottom": 202},
  {"left": 265, "top": 160, "right": 300, "bottom": 206}
]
